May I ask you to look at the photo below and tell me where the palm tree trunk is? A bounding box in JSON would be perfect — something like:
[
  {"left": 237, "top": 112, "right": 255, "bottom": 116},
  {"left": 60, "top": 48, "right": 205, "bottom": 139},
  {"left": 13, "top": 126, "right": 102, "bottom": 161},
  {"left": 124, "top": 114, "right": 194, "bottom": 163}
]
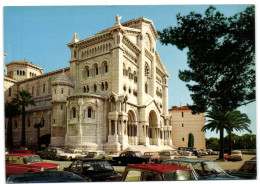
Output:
[
  {"left": 228, "top": 130, "right": 232, "bottom": 155},
  {"left": 7, "top": 117, "right": 13, "bottom": 149},
  {"left": 21, "top": 105, "right": 26, "bottom": 147},
  {"left": 219, "top": 125, "right": 224, "bottom": 159}
]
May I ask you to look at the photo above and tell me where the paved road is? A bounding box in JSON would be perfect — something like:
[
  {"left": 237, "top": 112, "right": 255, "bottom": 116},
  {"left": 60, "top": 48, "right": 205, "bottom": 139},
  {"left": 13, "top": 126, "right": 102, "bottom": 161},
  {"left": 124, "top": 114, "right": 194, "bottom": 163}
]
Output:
[{"left": 43, "top": 154, "right": 256, "bottom": 172}]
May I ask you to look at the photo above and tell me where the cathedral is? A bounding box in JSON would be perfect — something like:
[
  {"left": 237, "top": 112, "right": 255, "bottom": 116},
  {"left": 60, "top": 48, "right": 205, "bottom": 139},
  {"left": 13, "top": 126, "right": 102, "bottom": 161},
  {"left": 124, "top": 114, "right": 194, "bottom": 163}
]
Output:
[{"left": 4, "top": 15, "right": 173, "bottom": 152}]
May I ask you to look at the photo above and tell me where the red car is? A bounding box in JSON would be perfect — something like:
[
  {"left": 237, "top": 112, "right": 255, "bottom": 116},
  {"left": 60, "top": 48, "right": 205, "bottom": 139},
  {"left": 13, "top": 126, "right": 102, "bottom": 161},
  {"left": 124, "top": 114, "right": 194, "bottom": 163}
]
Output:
[{"left": 6, "top": 154, "right": 59, "bottom": 177}]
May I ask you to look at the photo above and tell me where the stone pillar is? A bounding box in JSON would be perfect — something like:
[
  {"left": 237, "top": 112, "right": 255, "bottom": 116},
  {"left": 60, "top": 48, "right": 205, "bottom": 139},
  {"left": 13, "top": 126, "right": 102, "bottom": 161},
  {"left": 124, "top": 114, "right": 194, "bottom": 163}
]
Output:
[{"left": 109, "top": 120, "right": 111, "bottom": 135}]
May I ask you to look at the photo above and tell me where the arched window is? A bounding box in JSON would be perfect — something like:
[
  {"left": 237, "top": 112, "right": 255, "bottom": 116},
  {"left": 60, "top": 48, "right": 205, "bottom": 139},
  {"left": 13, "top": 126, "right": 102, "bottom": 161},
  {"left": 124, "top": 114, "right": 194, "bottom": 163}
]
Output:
[
  {"left": 72, "top": 107, "right": 76, "bottom": 118},
  {"left": 23, "top": 71, "right": 25, "bottom": 75},
  {"left": 53, "top": 119, "right": 55, "bottom": 125},
  {"left": 86, "top": 66, "right": 90, "bottom": 77},
  {"left": 86, "top": 85, "right": 89, "bottom": 93},
  {"left": 61, "top": 104, "right": 63, "bottom": 110},
  {"left": 54, "top": 89, "right": 56, "bottom": 94},
  {"left": 17, "top": 70, "right": 19, "bottom": 75},
  {"left": 145, "top": 63, "right": 149, "bottom": 76},
  {"left": 61, "top": 88, "right": 64, "bottom": 94},
  {"left": 83, "top": 86, "right": 87, "bottom": 93},
  {"left": 43, "top": 83, "right": 46, "bottom": 93},
  {"left": 94, "top": 84, "right": 97, "bottom": 92},
  {"left": 182, "top": 112, "right": 184, "bottom": 117},
  {"left": 20, "top": 70, "right": 22, "bottom": 75},
  {"left": 41, "top": 117, "right": 45, "bottom": 126},
  {"left": 88, "top": 107, "right": 92, "bottom": 118},
  {"left": 145, "top": 83, "right": 148, "bottom": 94},
  {"left": 101, "top": 82, "right": 104, "bottom": 91},
  {"left": 104, "top": 63, "right": 108, "bottom": 73},
  {"left": 95, "top": 66, "right": 98, "bottom": 75},
  {"left": 105, "top": 82, "right": 108, "bottom": 90}
]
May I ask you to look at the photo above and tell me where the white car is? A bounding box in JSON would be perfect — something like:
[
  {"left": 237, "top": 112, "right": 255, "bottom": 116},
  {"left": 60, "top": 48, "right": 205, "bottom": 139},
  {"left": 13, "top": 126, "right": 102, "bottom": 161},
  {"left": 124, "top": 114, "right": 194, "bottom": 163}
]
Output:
[
  {"left": 58, "top": 149, "right": 86, "bottom": 161},
  {"left": 227, "top": 150, "right": 243, "bottom": 161}
]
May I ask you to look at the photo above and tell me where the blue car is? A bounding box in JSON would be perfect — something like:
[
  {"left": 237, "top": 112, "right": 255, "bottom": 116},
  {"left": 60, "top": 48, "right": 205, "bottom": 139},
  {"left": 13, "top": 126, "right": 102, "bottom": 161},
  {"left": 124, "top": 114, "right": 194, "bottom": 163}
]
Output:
[{"left": 161, "top": 158, "right": 240, "bottom": 180}]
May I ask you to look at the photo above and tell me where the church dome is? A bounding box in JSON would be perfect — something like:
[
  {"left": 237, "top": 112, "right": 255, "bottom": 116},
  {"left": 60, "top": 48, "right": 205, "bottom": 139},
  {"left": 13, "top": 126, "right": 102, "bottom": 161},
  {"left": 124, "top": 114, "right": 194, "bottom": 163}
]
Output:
[{"left": 52, "top": 70, "right": 74, "bottom": 88}]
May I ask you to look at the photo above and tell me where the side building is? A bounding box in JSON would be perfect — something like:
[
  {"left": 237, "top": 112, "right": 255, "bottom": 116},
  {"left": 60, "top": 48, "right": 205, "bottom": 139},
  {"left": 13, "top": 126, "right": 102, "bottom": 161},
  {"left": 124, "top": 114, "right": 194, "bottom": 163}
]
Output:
[
  {"left": 169, "top": 106, "right": 206, "bottom": 150},
  {"left": 4, "top": 15, "right": 173, "bottom": 152}
]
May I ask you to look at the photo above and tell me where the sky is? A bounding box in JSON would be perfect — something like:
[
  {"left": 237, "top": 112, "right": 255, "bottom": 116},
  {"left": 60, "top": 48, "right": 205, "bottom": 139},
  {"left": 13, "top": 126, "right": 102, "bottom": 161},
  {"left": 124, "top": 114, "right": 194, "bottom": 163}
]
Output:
[{"left": 2, "top": 4, "right": 256, "bottom": 139}]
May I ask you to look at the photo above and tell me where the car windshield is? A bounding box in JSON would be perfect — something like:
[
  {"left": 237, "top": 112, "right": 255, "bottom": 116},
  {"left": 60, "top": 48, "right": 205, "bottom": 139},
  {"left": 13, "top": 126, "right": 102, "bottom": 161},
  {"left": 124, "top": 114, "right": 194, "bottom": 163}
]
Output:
[
  {"left": 144, "top": 153, "right": 153, "bottom": 156},
  {"left": 86, "top": 152, "right": 97, "bottom": 158},
  {"left": 238, "top": 162, "right": 256, "bottom": 174},
  {"left": 231, "top": 151, "right": 241, "bottom": 155},
  {"left": 163, "top": 170, "right": 195, "bottom": 180},
  {"left": 192, "top": 162, "right": 225, "bottom": 176},
  {"left": 23, "top": 156, "right": 42, "bottom": 164},
  {"left": 135, "top": 152, "right": 142, "bottom": 157}
]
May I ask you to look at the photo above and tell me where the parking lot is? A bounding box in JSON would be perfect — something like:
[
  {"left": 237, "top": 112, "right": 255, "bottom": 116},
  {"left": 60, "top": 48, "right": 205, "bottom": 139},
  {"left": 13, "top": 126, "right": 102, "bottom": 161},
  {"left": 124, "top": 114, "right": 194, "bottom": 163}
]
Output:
[{"left": 43, "top": 154, "right": 256, "bottom": 172}]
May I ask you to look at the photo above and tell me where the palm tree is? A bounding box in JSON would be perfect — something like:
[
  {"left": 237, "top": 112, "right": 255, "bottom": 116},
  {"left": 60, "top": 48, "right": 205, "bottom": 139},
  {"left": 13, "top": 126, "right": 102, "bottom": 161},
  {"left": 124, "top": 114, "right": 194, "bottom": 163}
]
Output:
[
  {"left": 12, "top": 90, "right": 35, "bottom": 147},
  {"left": 5, "top": 100, "right": 21, "bottom": 149},
  {"left": 201, "top": 109, "right": 230, "bottom": 159},
  {"left": 226, "top": 110, "right": 251, "bottom": 155}
]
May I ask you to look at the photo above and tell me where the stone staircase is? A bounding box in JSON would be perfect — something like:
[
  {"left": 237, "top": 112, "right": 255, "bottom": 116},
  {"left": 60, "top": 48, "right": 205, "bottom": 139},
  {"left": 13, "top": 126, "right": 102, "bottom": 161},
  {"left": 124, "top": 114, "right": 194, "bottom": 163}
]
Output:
[{"left": 124, "top": 145, "right": 177, "bottom": 154}]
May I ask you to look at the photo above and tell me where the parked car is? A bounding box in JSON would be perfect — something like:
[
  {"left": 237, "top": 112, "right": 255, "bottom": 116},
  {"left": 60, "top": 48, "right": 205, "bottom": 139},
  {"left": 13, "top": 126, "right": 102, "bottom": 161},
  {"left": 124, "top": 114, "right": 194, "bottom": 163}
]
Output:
[
  {"left": 177, "top": 147, "right": 198, "bottom": 156},
  {"left": 120, "top": 163, "right": 197, "bottom": 181},
  {"left": 12, "top": 147, "right": 32, "bottom": 154},
  {"left": 161, "top": 158, "right": 239, "bottom": 180},
  {"left": 143, "top": 152, "right": 161, "bottom": 162},
  {"left": 58, "top": 149, "right": 86, "bottom": 161},
  {"left": 225, "top": 158, "right": 256, "bottom": 179},
  {"left": 113, "top": 151, "right": 152, "bottom": 165},
  {"left": 106, "top": 151, "right": 121, "bottom": 161},
  {"left": 85, "top": 151, "right": 107, "bottom": 159},
  {"left": 206, "top": 149, "right": 219, "bottom": 155},
  {"left": 198, "top": 149, "right": 208, "bottom": 156},
  {"left": 226, "top": 150, "right": 243, "bottom": 161},
  {"left": 159, "top": 150, "right": 179, "bottom": 161},
  {"left": 7, "top": 171, "right": 87, "bottom": 183},
  {"left": 6, "top": 154, "right": 59, "bottom": 177},
  {"left": 63, "top": 159, "right": 121, "bottom": 181},
  {"left": 177, "top": 150, "right": 198, "bottom": 159},
  {"left": 38, "top": 147, "right": 64, "bottom": 160}
]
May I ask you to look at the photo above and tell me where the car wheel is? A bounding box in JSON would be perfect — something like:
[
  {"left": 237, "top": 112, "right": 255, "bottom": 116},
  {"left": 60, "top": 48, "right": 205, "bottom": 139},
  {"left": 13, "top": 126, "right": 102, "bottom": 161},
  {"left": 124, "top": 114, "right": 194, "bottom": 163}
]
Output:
[{"left": 84, "top": 176, "right": 92, "bottom": 182}]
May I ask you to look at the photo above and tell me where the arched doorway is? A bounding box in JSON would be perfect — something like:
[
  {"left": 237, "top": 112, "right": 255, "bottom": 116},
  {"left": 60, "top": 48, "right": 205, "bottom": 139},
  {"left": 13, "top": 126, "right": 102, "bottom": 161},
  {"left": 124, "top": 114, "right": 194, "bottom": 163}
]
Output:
[
  {"left": 148, "top": 110, "right": 158, "bottom": 145},
  {"left": 127, "top": 110, "right": 137, "bottom": 145}
]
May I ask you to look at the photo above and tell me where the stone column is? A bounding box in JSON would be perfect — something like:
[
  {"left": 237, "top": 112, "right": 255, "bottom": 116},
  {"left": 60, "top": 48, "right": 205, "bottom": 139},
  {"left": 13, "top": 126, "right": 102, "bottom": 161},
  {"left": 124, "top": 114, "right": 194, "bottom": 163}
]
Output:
[{"left": 109, "top": 120, "right": 111, "bottom": 135}]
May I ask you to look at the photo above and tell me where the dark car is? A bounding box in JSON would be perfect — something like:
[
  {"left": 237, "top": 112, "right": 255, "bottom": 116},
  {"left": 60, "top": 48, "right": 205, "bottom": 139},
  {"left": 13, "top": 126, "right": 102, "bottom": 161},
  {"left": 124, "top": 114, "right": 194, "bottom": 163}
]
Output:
[
  {"left": 38, "top": 147, "right": 64, "bottom": 160},
  {"left": 161, "top": 158, "right": 239, "bottom": 180},
  {"left": 113, "top": 151, "right": 152, "bottom": 165},
  {"left": 63, "top": 159, "right": 121, "bottom": 181},
  {"left": 226, "top": 159, "right": 256, "bottom": 179},
  {"left": 7, "top": 171, "right": 87, "bottom": 183}
]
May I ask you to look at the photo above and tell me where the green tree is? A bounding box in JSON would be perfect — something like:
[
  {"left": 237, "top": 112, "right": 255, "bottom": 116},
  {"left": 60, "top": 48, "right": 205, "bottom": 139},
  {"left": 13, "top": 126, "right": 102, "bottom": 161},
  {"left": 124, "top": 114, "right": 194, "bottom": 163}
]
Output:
[
  {"left": 5, "top": 100, "right": 21, "bottom": 149},
  {"left": 12, "top": 90, "right": 35, "bottom": 146},
  {"left": 201, "top": 109, "right": 231, "bottom": 159},
  {"left": 158, "top": 5, "right": 255, "bottom": 159},
  {"left": 206, "top": 137, "right": 219, "bottom": 150},
  {"left": 225, "top": 110, "right": 251, "bottom": 154},
  {"left": 188, "top": 133, "right": 194, "bottom": 147}
]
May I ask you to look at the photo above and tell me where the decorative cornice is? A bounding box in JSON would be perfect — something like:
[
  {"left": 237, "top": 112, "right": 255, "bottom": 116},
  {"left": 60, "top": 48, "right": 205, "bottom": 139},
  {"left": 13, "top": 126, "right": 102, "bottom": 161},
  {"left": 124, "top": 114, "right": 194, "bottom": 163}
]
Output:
[
  {"left": 69, "top": 32, "right": 113, "bottom": 49},
  {"left": 122, "top": 36, "right": 141, "bottom": 55},
  {"left": 67, "top": 93, "right": 105, "bottom": 100},
  {"left": 6, "top": 61, "right": 44, "bottom": 71},
  {"left": 18, "top": 67, "right": 70, "bottom": 84},
  {"left": 145, "top": 48, "right": 154, "bottom": 61}
]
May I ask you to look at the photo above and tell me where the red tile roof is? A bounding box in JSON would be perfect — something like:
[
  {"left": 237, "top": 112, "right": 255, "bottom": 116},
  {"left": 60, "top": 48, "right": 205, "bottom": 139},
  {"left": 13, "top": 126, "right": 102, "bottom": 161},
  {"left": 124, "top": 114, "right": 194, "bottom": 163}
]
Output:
[{"left": 169, "top": 106, "right": 190, "bottom": 110}]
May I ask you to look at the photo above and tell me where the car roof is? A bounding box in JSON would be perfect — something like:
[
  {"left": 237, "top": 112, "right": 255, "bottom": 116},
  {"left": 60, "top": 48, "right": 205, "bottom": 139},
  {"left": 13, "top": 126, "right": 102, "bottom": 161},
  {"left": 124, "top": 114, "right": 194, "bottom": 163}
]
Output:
[
  {"left": 126, "top": 163, "right": 190, "bottom": 174},
  {"left": 163, "top": 158, "right": 211, "bottom": 163},
  {"left": 6, "top": 153, "right": 38, "bottom": 157}
]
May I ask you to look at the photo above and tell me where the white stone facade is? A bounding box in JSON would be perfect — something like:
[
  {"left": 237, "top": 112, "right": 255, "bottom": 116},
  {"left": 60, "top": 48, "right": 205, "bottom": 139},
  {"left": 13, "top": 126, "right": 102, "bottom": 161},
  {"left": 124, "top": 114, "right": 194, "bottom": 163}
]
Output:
[{"left": 4, "top": 16, "right": 173, "bottom": 152}]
